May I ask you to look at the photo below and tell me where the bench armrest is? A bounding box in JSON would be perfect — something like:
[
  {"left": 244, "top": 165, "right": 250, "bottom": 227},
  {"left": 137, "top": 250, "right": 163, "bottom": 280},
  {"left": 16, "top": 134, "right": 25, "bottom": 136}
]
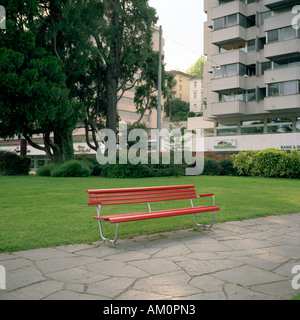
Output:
[{"left": 198, "top": 193, "right": 214, "bottom": 198}]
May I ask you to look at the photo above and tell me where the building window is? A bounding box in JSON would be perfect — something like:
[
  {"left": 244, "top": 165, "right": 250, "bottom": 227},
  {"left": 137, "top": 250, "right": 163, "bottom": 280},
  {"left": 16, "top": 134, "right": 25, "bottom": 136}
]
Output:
[
  {"left": 268, "top": 81, "right": 299, "bottom": 97},
  {"left": 241, "top": 120, "right": 264, "bottom": 135},
  {"left": 219, "top": 89, "right": 256, "bottom": 102},
  {"left": 261, "top": 62, "right": 272, "bottom": 75},
  {"left": 194, "top": 81, "right": 197, "bottom": 88},
  {"left": 267, "top": 26, "right": 298, "bottom": 43},
  {"left": 297, "top": 117, "right": 300, "bottom": 133},
  {"left": 214, "top": 13, "right": 255, "bottom": 31},
  {"left": 217, "top": 122, "right": 238, "bottom": 136},
  {"left": 273, "top": 56, "right": 300, "bottom": 69},
  {"left": 267, "top": 118, "right": 293, "bottom": 134},
  {"left": 214, "top": 63, "right": 257, "bottom": 79}
]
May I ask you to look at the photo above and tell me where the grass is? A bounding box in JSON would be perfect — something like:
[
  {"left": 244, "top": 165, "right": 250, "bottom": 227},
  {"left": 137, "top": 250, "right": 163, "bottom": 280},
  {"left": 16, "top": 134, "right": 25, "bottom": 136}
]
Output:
[
  {"left": 291, "top": 293, "right": 300, "bottom": 300},
  {"left": 0, "top": 175, "right": 300, "bottom": 252}
]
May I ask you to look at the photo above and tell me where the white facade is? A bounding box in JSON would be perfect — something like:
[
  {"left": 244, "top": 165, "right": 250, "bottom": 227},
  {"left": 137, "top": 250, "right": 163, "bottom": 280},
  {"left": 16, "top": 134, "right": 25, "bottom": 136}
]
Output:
[{"left": 189, "top": 78, "right": 204, "bottom": 114}]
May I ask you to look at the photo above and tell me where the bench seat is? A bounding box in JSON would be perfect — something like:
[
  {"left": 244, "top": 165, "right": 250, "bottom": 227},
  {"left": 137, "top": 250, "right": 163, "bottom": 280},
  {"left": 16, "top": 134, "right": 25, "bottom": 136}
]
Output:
[{"left": 93, "top": 206, "right": 220, "bottom": 224}]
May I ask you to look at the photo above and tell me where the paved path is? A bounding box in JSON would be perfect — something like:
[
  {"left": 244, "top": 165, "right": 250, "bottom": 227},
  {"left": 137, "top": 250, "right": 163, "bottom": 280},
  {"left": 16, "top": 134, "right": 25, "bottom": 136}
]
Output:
[{"left": 0, "top": 214, "right": 300, "bottom": 300}]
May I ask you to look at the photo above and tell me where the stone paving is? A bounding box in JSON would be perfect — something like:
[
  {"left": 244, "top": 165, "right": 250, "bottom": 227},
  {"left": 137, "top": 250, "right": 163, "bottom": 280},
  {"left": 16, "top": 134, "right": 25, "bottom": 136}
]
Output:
[{"left": 0, "top": 213, "right": 299, "bottom": 300}]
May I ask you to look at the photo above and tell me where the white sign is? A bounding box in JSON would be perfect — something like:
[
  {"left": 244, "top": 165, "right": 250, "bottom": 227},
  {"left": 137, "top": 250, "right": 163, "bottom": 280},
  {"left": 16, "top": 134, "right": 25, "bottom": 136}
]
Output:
[{"left": 214, "top": 139, "right": 237, "bottom": 149}]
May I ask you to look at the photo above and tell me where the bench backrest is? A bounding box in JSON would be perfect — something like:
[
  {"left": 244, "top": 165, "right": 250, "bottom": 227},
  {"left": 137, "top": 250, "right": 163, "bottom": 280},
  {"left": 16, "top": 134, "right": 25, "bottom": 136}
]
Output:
[{"left": 87, "top": 185, "right": 197, "bottom": 206}]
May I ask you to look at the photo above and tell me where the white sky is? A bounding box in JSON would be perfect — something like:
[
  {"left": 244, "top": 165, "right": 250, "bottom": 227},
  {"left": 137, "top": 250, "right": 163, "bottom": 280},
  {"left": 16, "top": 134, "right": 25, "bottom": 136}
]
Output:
[{"left": 149, "top": 0, "right": 207, "bottom": 72}]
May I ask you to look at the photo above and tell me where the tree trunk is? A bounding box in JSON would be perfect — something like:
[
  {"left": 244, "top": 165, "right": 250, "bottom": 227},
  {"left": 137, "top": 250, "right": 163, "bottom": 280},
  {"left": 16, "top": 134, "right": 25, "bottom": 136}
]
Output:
[
  {"left": 105, "top": 65, "right": 118, "bottom": 134},
  {"left": 53, "top": 127, "right": 74, "bottom": 164},
  {"left": 20, "top": 139, "right": 27, "bottom": 156}
]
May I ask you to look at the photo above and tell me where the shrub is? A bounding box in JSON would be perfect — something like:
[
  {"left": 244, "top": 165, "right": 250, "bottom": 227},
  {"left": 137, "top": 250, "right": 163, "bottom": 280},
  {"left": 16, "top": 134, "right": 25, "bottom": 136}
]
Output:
[
  {"left": 219, "top": 158, "right": 238, "bottom": 176},
  {"left": 253, "top": 148, "right": 283, "bottom": 178},
  {"left": 202, "top": 158, "right": 221, "bottom": 176},
  {"left": 0, "top": 151, "right": 31, "bottom": 175},
  {"left": 36, "top": 164, "right": 57, "bottom": 176},
  {"left": 233, "top": 148, "right": 300, "bottom": 179},
  {"left": 232, "top": 150, "right": 258, "bottom": 176},
  {"left": 51, "top": 160, "right": 91, "bottom": 177}
]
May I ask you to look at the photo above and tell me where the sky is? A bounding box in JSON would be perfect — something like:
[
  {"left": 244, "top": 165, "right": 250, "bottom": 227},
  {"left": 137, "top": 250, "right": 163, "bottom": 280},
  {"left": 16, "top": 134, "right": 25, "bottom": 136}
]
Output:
[{"left": 148, "top": 0, "right": 207, "bottom": 72}]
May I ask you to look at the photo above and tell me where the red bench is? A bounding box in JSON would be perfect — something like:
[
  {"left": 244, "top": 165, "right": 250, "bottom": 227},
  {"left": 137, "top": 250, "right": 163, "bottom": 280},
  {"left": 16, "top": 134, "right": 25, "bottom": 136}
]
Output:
[{"left": 87, "top": 185, "right": 220, "bottom": 245}]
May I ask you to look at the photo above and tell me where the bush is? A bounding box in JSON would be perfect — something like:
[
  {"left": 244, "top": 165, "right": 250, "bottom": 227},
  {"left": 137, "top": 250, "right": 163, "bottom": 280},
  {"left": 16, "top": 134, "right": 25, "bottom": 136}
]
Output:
[
  {"left": 233, "top": 148, "right": 300, "bottom": 179},
  {"left": 232, "top": 150, "right": 258, "bottom": 176},
  {"left": 219, "top": 158, "right": 238, "bottom": 176},
  {"left": 0, "top": 151, "right": 31, "bottom": 175},
  {"left": 36, "top": 164, "right": 57, "bottom": 177},
  {"left": 51, "top": 160, "right": 91, "bottom": 177},
  {"left": 202, "top": 158, "right": 221, "bottom": 176}
]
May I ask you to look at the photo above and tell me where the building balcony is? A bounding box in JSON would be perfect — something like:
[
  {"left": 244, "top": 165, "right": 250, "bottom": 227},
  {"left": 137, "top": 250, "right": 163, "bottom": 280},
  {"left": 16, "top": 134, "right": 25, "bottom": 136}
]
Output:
[
  {"left": 211, "top": 101, "right": 247, "bottom": 117},
  {"left": 264, "top": 0, "right": 299, "bottom": 9},
  {"left": 264, "top": 12, "right": 299, "bottom": 31},
  {"left": 265, "top": 66, "right": 300, "bottom": 84},
  {"left": 264, "top": 39, "right": 300, "bottom": 60},
  {"left": 211, "top": 1, "right": 246, "bottom": 21},
  {"left": 211, "top": 76, "right": 247, "bottom": 92},
  {"left": 211, "top": 50, "right": 247, "bottom": 68},
  {"left": 211, "top": 25, "right": 247, "bottom": 46},
  {"left": 265, "top": 94, "right": 300, "bottom": 112},
  {"left": 211, "top": 25, "right": 257, "bottom": 46}
]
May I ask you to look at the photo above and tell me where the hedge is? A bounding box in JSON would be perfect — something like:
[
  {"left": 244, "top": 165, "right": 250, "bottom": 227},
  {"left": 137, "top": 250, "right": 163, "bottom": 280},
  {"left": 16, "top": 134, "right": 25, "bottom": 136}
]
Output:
[
  {"left": 233, "top": 148, "right": 300, "bottom": 179},
  {"left": 0, "top": 151, "right": 31, "bottom": 176}
]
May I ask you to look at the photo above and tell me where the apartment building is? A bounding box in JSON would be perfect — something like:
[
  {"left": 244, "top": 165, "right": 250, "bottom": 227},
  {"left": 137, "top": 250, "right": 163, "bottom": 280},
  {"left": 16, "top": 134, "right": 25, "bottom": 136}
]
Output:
[
  {"left": 167, "top": 70, "right": 191, "bottom": 103},
  {"left": 202, "top": 0, "right": 300, "bottom": 152}
]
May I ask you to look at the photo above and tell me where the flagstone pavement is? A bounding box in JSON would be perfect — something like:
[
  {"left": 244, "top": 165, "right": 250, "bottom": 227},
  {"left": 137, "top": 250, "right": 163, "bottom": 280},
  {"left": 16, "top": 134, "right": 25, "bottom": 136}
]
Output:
[{"left": 0, "top": 213, "right": 299, "bottom": 300}]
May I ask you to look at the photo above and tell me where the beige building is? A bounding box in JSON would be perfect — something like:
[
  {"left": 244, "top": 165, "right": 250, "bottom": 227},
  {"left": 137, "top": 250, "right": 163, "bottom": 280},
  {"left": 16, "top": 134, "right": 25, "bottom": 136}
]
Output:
[
  {"left": 189, "top": 77, "right": 204, "bottom": 114},
  {"left": 118, "top": 26, "right": 164, "bottom": 130},
  {"left": 201, "top": 0, "right": 300, "bottom": 152},
  {"left": 168, "top": 70, "right": 191, "bottom": 103}
]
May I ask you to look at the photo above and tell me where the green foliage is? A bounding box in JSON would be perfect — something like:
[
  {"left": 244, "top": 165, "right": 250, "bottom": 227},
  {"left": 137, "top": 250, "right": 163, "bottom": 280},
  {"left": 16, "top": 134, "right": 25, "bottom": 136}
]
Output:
[
  {"left": 165, "top": 98, "right": 189, "bottom": 118},
  {"left": 51, "top": 160, "right": 91, "bottom": 178},
  {"left": 186, "top": 56, "right": 207, "bottom": 78},
  {"left": 233, "top": 148, "right": 300, "bottom": 179},
  {"left": 36, "top": 164, "right": 57, "bottom": 177},
  {"left": 232, "top": 150, "right": 258, "bottom": 176},
  {"left": 98, "top": 155, "right": 186, "bottom": 179},
  {"left": 0, "top": 151, "right": 31, "bottom": 175},
  {"left": 202, "top": 158, "right": 221, "bottom": 176}
]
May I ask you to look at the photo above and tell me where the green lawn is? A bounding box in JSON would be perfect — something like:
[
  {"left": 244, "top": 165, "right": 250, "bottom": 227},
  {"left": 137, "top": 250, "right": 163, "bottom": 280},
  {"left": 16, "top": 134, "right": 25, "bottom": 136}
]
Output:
[{"left": 1, "top": 175, "right": 300, "bottom": 252}]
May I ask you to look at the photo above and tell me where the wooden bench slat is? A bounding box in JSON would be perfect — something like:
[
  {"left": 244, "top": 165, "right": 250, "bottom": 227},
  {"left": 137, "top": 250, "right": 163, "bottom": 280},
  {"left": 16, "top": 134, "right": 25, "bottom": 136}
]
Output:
[
  {"left": 87, "top": 185, "right": 195, "bottom": 194},
  {"left": 88, "top": 188, "right": 196, "bottom": 199},
  {"left": 105, "top": 206, "right": 220, "bottom": 224},
  {"left": 93, "top": 206, "right": 220, "bottom": 222},
  {"left": 88, "top": 190, "right": 197, "bottom": 204},
  {"left": 88, "top": 195, "right": 197, "bottom": 206}
]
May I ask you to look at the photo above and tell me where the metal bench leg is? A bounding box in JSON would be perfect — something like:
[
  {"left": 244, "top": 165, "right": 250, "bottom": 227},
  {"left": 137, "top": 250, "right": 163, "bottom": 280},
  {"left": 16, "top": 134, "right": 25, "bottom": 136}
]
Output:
[
  {"left": 97, "top": 206, "right": 119, "bottom": 245},
  {"left": 190, "top": 197, "right": 216, "bottom": 230},
  {"left": 193, "top": 212, "right": 215, "bottom": 230}
]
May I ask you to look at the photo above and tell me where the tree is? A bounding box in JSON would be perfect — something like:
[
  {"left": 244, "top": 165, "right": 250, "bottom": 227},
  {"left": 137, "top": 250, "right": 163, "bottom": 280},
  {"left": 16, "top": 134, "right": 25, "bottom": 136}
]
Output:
[
  {"left": 164, "top": 98, "right": 189, "bottom": 118},
  {"left": 90, "top": 0, "right": 171, "bottom": 135},
  {"left": 0, "top": 0, "right": 90, "bottom": 163},
  {"left": 186, "top": 55, "right": 207, "bottom": 78}
]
